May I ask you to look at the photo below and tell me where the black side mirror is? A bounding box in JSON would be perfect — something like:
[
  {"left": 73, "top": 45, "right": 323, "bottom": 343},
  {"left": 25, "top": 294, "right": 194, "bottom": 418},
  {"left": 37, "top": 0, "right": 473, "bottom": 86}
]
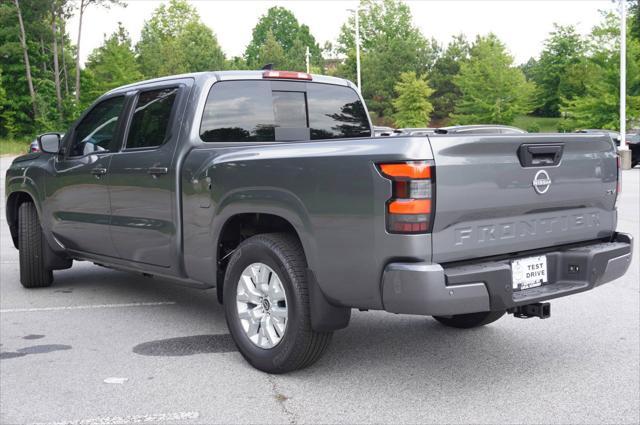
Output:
[{"left": 38, "top": 133, "right": 61, "bottom": 154}]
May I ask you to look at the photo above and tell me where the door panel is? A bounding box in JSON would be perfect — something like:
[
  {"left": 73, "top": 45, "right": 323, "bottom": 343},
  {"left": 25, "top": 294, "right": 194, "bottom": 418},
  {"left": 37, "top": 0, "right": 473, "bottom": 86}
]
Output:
[
  {"left": 47, "top": 154, "right": 116, "bottom": 256},
  {"left": 108, "top": 86, "right": 181, "bottom": 267},
  {"left": 45, "top": 95, "right": 127, "bottom": 257},
  {"left": 108, "top": 150, "right": 176, "bottom": 266}
]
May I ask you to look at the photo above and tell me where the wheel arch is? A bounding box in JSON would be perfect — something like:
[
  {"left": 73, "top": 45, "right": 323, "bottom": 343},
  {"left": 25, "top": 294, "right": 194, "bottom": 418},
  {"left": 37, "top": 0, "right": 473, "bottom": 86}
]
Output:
[
  {"left": 210, "top": 188, "right": 318, "bottom": 290},
  {"left": 214, "top": 211, "right": 350, "bottom": 332},
  {"left": 6, "top": 191, "right": 39, "bottom": 249},
  {"left": 215, "top": 212, "right": 308, "bottom": 302}
]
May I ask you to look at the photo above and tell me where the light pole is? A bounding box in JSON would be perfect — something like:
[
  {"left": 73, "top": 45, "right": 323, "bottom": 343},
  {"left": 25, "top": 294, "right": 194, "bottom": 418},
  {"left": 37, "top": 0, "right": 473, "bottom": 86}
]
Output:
[
  {"left": 355, "top": 8, "right": 361, "bottom": 91},
  {"left": 619, "top": 0, "right": 627, "bottom": 150},
  {"left": 347, "top": 7, "right": 362, "bottom": 91}
]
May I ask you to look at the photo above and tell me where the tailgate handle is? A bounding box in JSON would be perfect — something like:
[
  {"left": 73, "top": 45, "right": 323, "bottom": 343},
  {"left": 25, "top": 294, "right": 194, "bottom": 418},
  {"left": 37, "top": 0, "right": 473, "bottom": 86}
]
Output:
[{"left": 518, "top": 144, "right": 563, "bottom": 167}]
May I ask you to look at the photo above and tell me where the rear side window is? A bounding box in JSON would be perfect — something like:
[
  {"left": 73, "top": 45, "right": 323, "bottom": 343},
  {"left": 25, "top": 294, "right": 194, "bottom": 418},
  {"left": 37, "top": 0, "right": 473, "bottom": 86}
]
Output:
[
  {"left": 200, "top": 81, "right": 370, "bottom": 143},
  {"left": 125, "top": 87, "right": 178, "bottom": 149}
]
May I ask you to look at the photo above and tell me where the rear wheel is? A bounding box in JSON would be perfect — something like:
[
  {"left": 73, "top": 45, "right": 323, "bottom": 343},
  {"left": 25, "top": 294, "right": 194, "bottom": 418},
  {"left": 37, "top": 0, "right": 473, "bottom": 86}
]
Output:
[
  {"left": 18, "top": 202, "right": 53, "bottom": 288},
  {"left": 433, "top": 310, "right": 505, "bottom": 329},
  {"left": 223, "top": 233, "right": 332, "bottom": 373}
]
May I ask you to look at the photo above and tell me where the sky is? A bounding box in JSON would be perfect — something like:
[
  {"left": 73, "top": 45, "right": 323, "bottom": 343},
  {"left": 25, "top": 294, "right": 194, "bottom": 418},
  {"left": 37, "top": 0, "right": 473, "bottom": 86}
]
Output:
[{"left": 67, "top": 0, "right": 618, "bottom": 67}]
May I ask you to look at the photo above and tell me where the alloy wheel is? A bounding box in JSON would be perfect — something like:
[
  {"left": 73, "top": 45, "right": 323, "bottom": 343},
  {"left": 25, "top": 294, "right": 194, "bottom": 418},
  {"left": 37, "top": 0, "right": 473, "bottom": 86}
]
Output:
[{"left": 236, "top": 262, "right": 288, "bottom": 349}]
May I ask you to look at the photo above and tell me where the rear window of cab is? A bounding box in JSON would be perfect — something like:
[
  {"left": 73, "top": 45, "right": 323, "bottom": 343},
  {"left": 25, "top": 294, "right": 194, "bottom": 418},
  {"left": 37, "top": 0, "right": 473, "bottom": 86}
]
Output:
[{"left": 199, "top": 80, "right": 371, "bottom": 143}]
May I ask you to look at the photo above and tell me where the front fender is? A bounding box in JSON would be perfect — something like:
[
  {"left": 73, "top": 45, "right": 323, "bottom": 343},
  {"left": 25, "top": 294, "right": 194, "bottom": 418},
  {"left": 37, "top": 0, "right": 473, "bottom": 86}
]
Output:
[
  {"left": 5, "top": 168, "right": 44, "bottom": 248},
  {"left": 4, "top": 156, "right": 68, "bottom": 257},
  {"left": 6, "top": 167, "right": 43, "bottom": 207}
]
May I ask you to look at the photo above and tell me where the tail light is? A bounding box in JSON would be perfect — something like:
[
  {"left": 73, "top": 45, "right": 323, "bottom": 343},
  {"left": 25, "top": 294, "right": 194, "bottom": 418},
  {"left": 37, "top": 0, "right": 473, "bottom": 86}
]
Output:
[{"left": 378, "top": 161, "right": 434, "bottom": 234}]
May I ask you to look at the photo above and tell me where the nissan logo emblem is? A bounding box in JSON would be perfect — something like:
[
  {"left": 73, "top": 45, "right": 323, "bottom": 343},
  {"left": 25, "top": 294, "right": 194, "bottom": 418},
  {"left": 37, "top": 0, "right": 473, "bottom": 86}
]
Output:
[{"left": 533, "top": 170, "right": 551, "bottom": 194}]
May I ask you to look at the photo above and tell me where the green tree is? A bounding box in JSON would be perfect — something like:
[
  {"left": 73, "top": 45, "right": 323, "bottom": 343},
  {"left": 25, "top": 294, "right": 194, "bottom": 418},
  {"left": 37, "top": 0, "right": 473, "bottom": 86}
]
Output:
[
  {"left": 563, "top": 12, "right": 640, "bottom": 129},
  {"left": 75, "top": 0, "right": 125, "bottom": 102},
  {"left": 136, "top": 0, "right": 225, "bottom": 78},
  {"left": 12, "top": 0, "right": 37, "bottom": 119},
  {"left": 81, "top": 23, "right": 142, "bottom": 105},
  {"left": 392, "top": 71, "right": 434, "bottom": 127},
  {"left": 0, "top": 0, "right": 77, "bottom": 136},
  {"left": 520, "top": 57, "right": 538, "bottom": 81},
  {"left": 452, "top": 34, "right": 535, "bottom": 125},
  {"left": 244, "top": 7, "right": 322, "bottom": 71},
  {"left": 0, "top": 68, "right": 18, "bottom": 137},
  {"left": 257, "top": 30, "right": 287, "bottom": 69},
  {"left": 629, "top": 0, "right": 639, "bottom": 42},
  {"left": 429, "top": 34, "right": 470, "bottom": 121},
  {"left": 336, "top": 0, "right": 438, "bottom": 119},
  {"left": 226, "top": 56, "right": 249, "bottom": 70},
  {"left": 529, "top": 25, "right": 587, "bottom": 116},
  {"left": 1, "top": 0, "right": 41, "bottom": 134},
  {"left": 0, "top": 69, "right": 6, "bottom": 124}
]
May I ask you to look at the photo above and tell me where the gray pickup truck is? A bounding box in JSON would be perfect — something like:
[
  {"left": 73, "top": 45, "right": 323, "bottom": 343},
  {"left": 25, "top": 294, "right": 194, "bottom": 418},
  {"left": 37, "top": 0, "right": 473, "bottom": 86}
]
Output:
[{"left": 5, "top": 70, "right": 633, "bottom": 373}]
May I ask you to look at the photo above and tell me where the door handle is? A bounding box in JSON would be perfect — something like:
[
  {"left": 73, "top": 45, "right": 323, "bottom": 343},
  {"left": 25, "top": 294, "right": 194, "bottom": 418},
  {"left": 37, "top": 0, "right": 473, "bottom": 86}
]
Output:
[
  {"left": 90, "top": 167, "right": 107, "bottom": 177},
  {"left": 147, "top": 167, "right": 168, "bottom": 176}
]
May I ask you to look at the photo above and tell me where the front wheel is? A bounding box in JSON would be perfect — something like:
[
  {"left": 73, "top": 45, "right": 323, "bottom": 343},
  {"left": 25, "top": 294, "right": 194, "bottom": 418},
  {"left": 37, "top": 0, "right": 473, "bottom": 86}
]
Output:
[
  {"left": 223, "top": 233, "right": 332, "bottom": 373},
  {"left": 18, "top": 202, "right": 53, "bottom": 288},
  {"left": 433, "top": 310, "right": 506, "bottom": 329}
]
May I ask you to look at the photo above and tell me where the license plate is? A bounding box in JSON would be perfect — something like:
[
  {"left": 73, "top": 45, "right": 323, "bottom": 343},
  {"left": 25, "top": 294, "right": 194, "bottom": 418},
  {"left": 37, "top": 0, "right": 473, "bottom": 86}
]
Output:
[{"left": 511, "top": 255, "right": 548, "bottom": 291}]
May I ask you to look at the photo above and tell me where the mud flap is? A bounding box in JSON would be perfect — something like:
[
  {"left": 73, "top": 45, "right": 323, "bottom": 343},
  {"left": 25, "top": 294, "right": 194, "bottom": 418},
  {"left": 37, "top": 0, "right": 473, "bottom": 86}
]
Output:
[{"left": 307, "top": 269, "right": 351, "bottom": 332}]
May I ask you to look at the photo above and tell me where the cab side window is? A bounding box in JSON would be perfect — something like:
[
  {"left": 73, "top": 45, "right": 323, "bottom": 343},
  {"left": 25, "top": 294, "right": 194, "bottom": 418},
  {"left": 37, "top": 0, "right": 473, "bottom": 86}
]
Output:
[
  {"left": 68, "top": 96, "right": 125, "bottom": 157},
  {"left": 199, "top": 81, "right": 371, "bottom": 143},
  {"left": 200, "top": 81, "right": 276, "bottom": 143},
  {"left": 307, "top": 84, "right": 371, "bottom": 139},
  {"left": 125, "top": 88, "right": 178, "bottom": 150}
]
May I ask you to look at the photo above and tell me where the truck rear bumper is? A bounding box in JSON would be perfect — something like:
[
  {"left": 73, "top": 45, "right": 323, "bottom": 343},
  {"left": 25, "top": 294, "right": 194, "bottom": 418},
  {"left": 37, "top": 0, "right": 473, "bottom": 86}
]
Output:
[{"left": 381, "top": 232, "right": 633, "bottom": 316}]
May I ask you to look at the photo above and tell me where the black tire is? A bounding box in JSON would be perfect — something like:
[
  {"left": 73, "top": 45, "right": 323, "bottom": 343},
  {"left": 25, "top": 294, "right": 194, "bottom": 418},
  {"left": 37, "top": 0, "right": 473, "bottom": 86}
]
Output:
[
  {"left": 433, "top": 310, "right": 506, "bottom": 329},
  {"left": 223, "top": 233, "right": 332, "bottom": 373},
  {"left": 18, "top": 202, "right": 53, "bottom": 288}
]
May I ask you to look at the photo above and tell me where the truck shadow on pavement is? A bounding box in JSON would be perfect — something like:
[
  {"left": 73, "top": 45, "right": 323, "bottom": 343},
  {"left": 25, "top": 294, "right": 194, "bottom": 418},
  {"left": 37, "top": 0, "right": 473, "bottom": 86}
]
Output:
[
  {"left": 308, "top": 312, "right": 576, "bottom": 382},
  {"left": 132, "top": 334, "right": 237, "bottom": 356},
  {"left": 47, "top": 264, "right": 586, "bottom": 379},
  {"left": 50, "top": 264, "right": 225, "bottom": 322}
]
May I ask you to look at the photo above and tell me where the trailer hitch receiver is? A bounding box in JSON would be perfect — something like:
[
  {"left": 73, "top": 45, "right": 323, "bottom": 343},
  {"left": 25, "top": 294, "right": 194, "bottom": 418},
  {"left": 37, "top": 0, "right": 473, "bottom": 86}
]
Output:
[{"left": 511, "top": 302, "right": 551, "bottom": 319}]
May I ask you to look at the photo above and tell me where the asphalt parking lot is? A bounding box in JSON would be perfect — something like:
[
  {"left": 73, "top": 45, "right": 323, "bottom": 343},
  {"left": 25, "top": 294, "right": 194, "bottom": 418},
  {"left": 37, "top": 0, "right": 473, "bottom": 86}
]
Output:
[{"left": 0, "top": 155, "right": 638, "bottom": 425}]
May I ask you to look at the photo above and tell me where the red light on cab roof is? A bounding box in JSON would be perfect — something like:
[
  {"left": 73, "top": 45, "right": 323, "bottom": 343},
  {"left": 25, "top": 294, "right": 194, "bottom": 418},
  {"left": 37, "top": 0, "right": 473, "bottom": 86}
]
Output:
[{"left": 262, "top": 70, "right": 312, "bottom": 80}]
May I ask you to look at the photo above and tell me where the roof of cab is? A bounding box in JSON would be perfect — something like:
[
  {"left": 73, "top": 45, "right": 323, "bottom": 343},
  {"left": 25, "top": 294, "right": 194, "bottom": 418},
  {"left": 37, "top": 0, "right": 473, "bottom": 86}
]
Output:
[{"left": 105, "top": 70, "right": 354, "bottom": 96}]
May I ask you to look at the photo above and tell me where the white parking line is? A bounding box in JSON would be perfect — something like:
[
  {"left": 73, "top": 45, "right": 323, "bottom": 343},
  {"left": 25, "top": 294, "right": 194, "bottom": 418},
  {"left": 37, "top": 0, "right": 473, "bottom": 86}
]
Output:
[
  {"left": 31, "top": 411, "right": 200, "bottom": 425},
  {"left": 0, "top": 301, "right": 176, "bottom": 313}
]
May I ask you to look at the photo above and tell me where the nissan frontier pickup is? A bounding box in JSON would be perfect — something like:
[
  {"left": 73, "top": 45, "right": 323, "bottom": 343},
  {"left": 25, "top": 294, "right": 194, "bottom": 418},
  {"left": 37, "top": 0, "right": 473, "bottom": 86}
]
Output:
[{"left": 5, "top": 70, "right": 633, "bottom": 372}]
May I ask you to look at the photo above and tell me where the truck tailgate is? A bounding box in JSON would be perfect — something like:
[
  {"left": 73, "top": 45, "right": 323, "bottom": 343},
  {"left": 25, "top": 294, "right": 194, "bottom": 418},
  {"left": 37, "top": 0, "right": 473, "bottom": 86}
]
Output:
[{"left": 429, "top": 134, "right": 618, "bottom": 263}]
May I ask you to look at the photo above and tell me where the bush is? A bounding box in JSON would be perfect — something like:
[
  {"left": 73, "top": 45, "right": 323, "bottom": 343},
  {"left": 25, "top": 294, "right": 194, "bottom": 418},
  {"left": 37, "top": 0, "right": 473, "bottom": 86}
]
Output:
[
  {"left": 556, "top": 119, "right": 575, "bottom": 133},
  {"left": 526, "top": 122, "right": 541, "bottom": 133}
]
